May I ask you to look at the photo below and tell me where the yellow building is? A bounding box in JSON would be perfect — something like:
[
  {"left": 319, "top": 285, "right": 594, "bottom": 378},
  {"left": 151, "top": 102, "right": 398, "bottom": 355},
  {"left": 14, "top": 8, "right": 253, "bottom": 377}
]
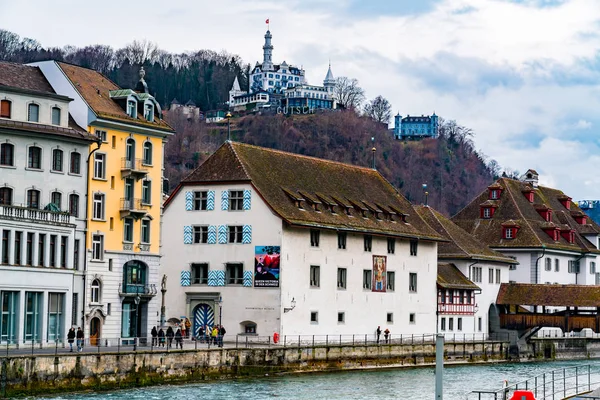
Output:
[{"left": 34, "top": 61, "right": 174, "bottom": 342}]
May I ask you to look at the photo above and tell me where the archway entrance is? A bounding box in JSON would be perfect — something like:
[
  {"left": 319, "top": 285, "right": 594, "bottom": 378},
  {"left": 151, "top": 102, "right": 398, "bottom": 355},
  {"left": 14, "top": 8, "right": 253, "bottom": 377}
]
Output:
[
  {"left": 90, "top": 317, "right": 101, "bottom": 346},
  {"left": 193, "top": 303, "right": 215, "bottom": 338}
]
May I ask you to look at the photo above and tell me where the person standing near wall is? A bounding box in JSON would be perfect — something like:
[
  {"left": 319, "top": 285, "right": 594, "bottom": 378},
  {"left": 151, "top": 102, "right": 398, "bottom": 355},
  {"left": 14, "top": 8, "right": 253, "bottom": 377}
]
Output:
[
  {"left": 376, "top": 326, "right": 382, "bottom": 344},
  {"left": 76, "top": 327, "right": 84, "bottom": 352},
  {"left": 151, "top": 326, "right": 158, "bottom": 347},
  {"left": 67, "top": 328, "right": 75, "bottom": 352}
]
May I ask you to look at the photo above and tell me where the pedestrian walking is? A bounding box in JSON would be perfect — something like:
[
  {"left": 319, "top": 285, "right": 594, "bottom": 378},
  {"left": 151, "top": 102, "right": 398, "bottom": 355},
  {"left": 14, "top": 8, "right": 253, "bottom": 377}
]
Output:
[
  {"left": 158, "top": 328, "right": 165, "bottom": 347},
  {"left": 376, "top": 326, "right": 382, "bottom": 344},
  {"left": 151, "top": 326, "right": 158, "bottom": 347},
  {"left": 67, "top": 328, "right": 75, "bottom": 352},
  {"left": 166, "top": 326, "right": 174, "bottom": 349},
  {"left": 218, "top": 325, "right": 226, "bottom": 348},
  {"left": 175, "top": 328, "right": 183, "bottom": 350},
  {"left": 198, "top": 325, "right": 205, "bottom": 343},
  {"left": 211, "top": 326, "right": 218, "bottom": 345},
  {"left": 76, "top": 327, "right": 84, "bottom": 352},
  {"left": 205, "top": 325, "right": 211, "bottom": 344},
  {"left": 185, "top": 318, "right": 192, "bottom": 339},
  {"left": 384, "top": 328, "right": 390, "bottom": 344}
]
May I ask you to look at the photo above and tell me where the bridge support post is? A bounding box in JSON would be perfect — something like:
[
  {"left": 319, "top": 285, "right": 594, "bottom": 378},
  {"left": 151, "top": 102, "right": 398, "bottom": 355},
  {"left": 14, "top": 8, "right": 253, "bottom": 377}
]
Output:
[{"left": 435, "top": 334, "right": 444, "bottom": 400}]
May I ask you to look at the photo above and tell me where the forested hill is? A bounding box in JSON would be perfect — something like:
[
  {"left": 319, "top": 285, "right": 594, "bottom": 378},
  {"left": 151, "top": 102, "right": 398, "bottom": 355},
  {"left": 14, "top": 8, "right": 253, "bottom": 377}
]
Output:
[{"left": 165, "top": 110, "right": 495, "bottom": 216}]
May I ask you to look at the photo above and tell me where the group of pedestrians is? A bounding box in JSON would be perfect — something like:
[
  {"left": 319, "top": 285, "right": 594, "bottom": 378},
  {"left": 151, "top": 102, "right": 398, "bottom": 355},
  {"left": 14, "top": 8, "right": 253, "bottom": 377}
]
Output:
[
  {"left": 195, "top": 324, "right": 226, "bottom": 347},
  {"left": 150, "top": 319, "right": 204, "bottom": 350},
  {"left": 67, "top": 327, "right": 85, "bottom": 352},
  {"left": 375, "top": 326, "right": 391, "bottom": 344}
]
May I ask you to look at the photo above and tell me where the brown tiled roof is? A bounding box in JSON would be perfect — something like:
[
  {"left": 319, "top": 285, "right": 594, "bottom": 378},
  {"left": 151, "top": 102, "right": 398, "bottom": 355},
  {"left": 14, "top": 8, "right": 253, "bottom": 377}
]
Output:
[
  {"left": 497, "top": 283, "right": 600, "bottom": 307},
  {"left": 415, "top": 205, "right": 517, "bottom": 263},
  {"left": 175, "top": 142, "right": 444, "bottom": 240},
  {"left": 56, "top": 62, "right": 174, "bottom": 133},
  {"left": 452, "top": 177, "right": 600, "bottom": 254},
  {"left": 0, "top": 62, "right": 56, "bottom": 95},
  {"left": 0, "top": 116, "right": 96, "bottom": 142},
  {"left": 437, "top": 263, "right": 480, "bottom": 290}
]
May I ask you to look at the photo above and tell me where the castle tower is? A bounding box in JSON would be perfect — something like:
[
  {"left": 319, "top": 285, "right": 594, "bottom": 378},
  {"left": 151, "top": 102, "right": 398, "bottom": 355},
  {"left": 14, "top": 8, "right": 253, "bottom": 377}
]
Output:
[
  {"left": 228, "top": 76, "right": 246, "bottom": 106},
  {"left": 263, "top": 30, "right": 274, "bottom": 71},
  {"left": 323, "top": 63, "right": 336, "bottom": 93},
  {"left": 394, "top": 113, "right": 402, "bottom": 139}
]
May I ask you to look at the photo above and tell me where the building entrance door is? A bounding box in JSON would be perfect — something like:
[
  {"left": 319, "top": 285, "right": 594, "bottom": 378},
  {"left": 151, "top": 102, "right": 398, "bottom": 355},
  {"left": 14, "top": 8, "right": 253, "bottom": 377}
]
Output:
[
  {"left": 193, "top": 303, "right": 214, "bottom": 338},
  {"left": 90, "top": 317, "right": 101, "bottom": 346}
]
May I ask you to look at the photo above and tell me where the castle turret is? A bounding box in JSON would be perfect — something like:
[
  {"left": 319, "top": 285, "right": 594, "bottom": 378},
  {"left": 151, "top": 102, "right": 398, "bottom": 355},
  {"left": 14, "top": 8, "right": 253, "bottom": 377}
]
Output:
[
  {"left": 431, "top": 112, "right": 439, "bottom": 137},
  {"left": 394, "top": 113, "right": 402, "bottom": 139},
  {"left": 263, "top": 30, "right": 274, "bottom": 71},
  {"left": 228, "top": 76, "right": 246, "bottom": 107},
  {"left": 323, "top": 63, "right": 336, "bottom": 92}
]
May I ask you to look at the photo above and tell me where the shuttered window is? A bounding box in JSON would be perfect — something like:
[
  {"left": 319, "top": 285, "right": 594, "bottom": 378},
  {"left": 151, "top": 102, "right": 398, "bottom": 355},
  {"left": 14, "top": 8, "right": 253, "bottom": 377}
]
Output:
[{"left": 0, "top": 100, "right": 11, "bottom": 118}]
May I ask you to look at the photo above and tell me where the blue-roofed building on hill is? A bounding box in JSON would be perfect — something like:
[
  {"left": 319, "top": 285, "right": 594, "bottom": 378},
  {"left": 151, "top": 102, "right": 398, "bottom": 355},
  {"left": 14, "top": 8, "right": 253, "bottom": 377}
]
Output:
[
  {"left": 393, "top": 112, "right": 439, "bottom": 140},
  {"left": 577, "top": 200, "right": 600, "bottom": 226}
]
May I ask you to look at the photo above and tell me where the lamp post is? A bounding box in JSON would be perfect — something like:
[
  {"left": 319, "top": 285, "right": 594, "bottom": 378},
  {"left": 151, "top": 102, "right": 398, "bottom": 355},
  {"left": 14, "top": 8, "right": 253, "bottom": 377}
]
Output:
[
  {"left": 216, "top": 295, "right": 223, "bottom": 326},
  {"left": 226, "top": 112, "right": 232, "bottom": 141},
  {"left": 133, "top": 295, "right": 141, "bottom": 350}
]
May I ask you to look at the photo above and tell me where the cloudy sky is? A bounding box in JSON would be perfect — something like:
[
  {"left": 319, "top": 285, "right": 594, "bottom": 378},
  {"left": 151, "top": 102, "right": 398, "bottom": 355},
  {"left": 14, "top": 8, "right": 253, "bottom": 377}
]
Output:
[{"left": 2, "top": 0, "right": 600, "bottom": 200}]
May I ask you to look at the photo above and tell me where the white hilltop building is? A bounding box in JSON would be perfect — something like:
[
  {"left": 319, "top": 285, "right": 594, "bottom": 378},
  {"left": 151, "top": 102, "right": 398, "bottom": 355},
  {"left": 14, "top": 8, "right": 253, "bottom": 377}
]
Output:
[{"left": 228, "top": 29, "right": 337, "bottom": 113}]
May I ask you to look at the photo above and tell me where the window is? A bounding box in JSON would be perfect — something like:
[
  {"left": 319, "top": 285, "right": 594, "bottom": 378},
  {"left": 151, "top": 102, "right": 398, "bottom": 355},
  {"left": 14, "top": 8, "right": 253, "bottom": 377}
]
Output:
[
  {"left": 410, "top": 240, "right": 418, "bottom": 256},
  {"left": 51, "top": 191, "right": 62, "bottom": 209},
  {"left": 458, "top": 317, "right": 463, "bottom": 331},
  {"left": 70, "top": 152, "right": 81, "bottom": 174},
  {"left": 28, "top": 146, "right": 41, "bottom": 169},
  {"left": 0, "top": 187, "right": 12, "bottom": 205},
  {"left": 127, "top": 100, "right": 136, "bottom": 118},
  {"left": 472, "top": 266, "right": 482, "bottom": 283},
  {"left": 94, "top": 153, "right": 106, "bottom": 179},
  {"left": 496, "top": 269, "right": 501, "bottom": 284},
  {"left": 228, "top": 190, "right": 244, "bottom": 210},
  {"left": 449, "top": 317, "right": 454, "bottom": 331},
  {"left": 591, "top": 262, "right": 597, "bottom": 275},
  {"left": 123, "top": 218, "right": 134, "bottom": 242},
  {"left": 107, "top": 303, "right": 111, "bottom": 315},
  {"left": 14, "top": 231, "right": 21, "bottom": 265},
  {"left": 337, "top": 268, "right": 347, "bottom": 289},
  {"left": 441, "top": 317, "right": 446, "bottom": 331},
  {"left": 37, "top": 234, "right": 45, "bottom": 266},
  {"left": 111, "top": 136, "right": 116, "bottom": 148},
  {"left": 24, "top": 292, "right": 42, "bottom": 342},
  {"left": 545, "top": 258, "right": 552, "bottom": 271},
  {"left": 337, "top": 232, "right": 347, "bottom": 249},
  {"left": 95, "top": 130, "right": 107, "bottom": 143},
  {"left": 194, "top": 191, "right": 208, "bottom": 210},
  {"left": 1, "top": 291, "right": 19, "bottom": 343},
  {"left": 90, "top": 279, "right": 101, "bottom": 303},
  {"left": 26, "top": 232, "right": 34, "bottom": 266},
  {"left": 47, "top": 293, "right": 64, "bottom": 341},
  {"left": 141, "top": 180, "right": 151, "bottom": 204},
  {"left": 228, "top": 225, "right": 243, "bottom": 243},
  {"left": 488, "top": 268, "right": 494, "bottom": 283},
  {"left": 568, "top": 260, "right": 579, "bottom": 274},
  {"left": 27, "top": 103, "right": 39, "bottom": 122},
  {"left": 310, "top": 265, "right": 320, "bottom": 287},
  {"left": 409, "top": 313, "right": 416, "bottom": 324},
  {"left": 387, "top": 271, "right": 395, "bottom": 291},
  {"left": 141, "top": 219, "right": 150, "bottom": 243},
  {"left": 73, "top": 239, "right": 79, "bottom": 270},
  {"left": 387, "top": 238, "right": 395, "bottom": 254},
  {"left": 491, "top": 190, "right": 498, "bottom": 199},
  {"left": 364, "top": 235, "right": 372, "bottom": 252},
  {"left": 91, "top": 234, "right": 103, "bottom": 261},
  {"left": 387, "top": 313, "right": 394, "bottom": 323},
  {"left": 243, "top": 322, "right": 257, "bottom": 334},
  {"left": 27, "top": 189, "right": 40, "bottom": 209},
  {"left": 505, "top": 228, "right": 514, "bottom": 239},
  {"left": 483, "top": 208, "right": 491, "bottom": 219},
  {"left": 69, "top": 194, "right": 79, "bottom": 217},
  {"left": 144, "top": 104, "right": 153, "bottom": 122},
  {"left": 143, "top": 141, "right": 152, "bottom": 164},
  {"left": 193, "top": 226, "right": 209, "bottom": 244},
  {"left": 191, "top": 263, "right": 209, "bottom": 284},
  {"left": 51, "top": 107, "right": 61, "bottom": 125},
  {"left": 409, "top": 272, "right": 417, "bottom": 292},
  {"left": 478, "top": 317, "right": 482, "bottom": 332},
  {"left": 0, "top": 143, "right": 14, "bottom": 166},
  {"left": 363, "top": 269, "right": 372, "bottom": 289},
  {"left": 49, "top": 235, "right": 56, "bottom": 267},
  {"left": 1, "top": 230, "right": 9, "bottom": 264},
  {"left": 0, "top": 100, "right": 11, "bottom": 118},
  {"left": 310, "top": 311, "right": 318, "bottom": 324},
  {"left": 337, "top": 312, "right": 345, "bottom": 323},
  {"left": 108, "top": 259, "right": 113, "bottom": 271},
  {"left": 92, "top": 193, "right": 105, "bottom": 220},
  {"left": 226, "top": 263, "right": 243, "bottom": 285},
  {"left": 310, "top": 229, "right": 320, "bottom": 247}
]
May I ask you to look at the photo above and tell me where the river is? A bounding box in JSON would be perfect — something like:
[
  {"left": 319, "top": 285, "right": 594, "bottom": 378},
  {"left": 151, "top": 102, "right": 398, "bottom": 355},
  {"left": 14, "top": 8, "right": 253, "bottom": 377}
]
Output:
[{"left": 37, "top": 360, "right": 599, "bottom": 400}]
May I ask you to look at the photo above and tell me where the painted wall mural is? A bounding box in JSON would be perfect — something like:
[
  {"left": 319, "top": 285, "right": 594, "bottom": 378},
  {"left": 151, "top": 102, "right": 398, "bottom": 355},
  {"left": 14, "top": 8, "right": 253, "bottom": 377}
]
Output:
[
  {"left": 254, "top": 246, "right": 280, "bottom": 287},
  {"left": 372, "top": 255, "right": 387, "bottom": 292}
]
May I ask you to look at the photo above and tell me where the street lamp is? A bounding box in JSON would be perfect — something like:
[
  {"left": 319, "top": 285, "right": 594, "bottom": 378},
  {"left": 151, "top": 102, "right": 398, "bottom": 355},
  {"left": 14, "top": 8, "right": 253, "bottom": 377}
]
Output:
[
  {"left": 133, "top": 295, "right": 141, "bottom": 350},
  {"left": 226, "top": 112, "right": 232, "bottom": 141},
  {"left": 216, "top": 295, "right": 223, "bottom": 326},
  {"left": 284, "top": 297, "right": 296, "bottom": 313}
]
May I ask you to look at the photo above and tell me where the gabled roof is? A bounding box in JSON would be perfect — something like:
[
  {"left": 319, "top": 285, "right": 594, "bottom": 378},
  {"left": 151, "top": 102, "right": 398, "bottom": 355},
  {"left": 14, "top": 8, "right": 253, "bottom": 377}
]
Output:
[
  {"left": 170, "top": 142, "right": 443, "bottom": 240},
  {"left": 0, "top": 62, "right": 57, "bottom": 96},
  {"left": 437, "top": 263, "right": 480, "bottom": 290},
  {"left": 415, "top": 205, "right": 517, "bottom": 264},
  {"left": 497, "top": 283, "right": 600, "bottom": 307},
  {"left": 452, "top": 177, "right": 600, "bottom": 254}
]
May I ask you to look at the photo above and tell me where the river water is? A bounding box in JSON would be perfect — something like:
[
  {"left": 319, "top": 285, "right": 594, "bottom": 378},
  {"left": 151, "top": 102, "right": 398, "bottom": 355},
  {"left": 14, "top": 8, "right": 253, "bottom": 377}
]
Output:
[{"left": 38, "top": 360, "right": 599, "bottom": 400}]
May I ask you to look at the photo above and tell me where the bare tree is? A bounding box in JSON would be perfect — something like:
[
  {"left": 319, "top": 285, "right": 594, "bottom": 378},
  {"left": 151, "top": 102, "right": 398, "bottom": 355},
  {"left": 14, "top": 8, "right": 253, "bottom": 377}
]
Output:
[
  {"left": 363, "top": 95, "right": 392, "bottom": 124},
  {"left": 333, "top": 77, "right": 365, "bottom": 110},
  {"left": 0, "top": 30, "right": 21, "bottom": 60},
  {"left": 66, "top": 45, "right": 115, "bottom": 74},
  {"left": 116, "top": 39, "right": 159, "bottom": 66}
]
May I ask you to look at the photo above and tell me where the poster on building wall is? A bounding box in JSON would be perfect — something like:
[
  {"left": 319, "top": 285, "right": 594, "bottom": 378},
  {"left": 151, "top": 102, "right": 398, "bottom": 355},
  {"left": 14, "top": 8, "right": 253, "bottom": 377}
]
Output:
[
  {"left": 254, "top": 246, "right": 281, "bottom": 287},
  {"left": 372, "top": 255, "right": 387, "bottom": 292}
]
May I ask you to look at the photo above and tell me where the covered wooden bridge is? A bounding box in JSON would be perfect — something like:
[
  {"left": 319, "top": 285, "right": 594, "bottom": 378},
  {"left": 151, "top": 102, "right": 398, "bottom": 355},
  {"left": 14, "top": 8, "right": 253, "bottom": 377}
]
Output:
[{"left": 496, "top": 283, "right": 600, "bottom": 332}]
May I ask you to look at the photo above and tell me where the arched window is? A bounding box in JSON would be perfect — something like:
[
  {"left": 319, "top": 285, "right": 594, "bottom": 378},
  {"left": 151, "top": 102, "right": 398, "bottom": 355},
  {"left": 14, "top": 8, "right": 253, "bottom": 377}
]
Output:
[
  {"left": 69, "top": 194, "right": 79, "bottom": 217},
  {"left": 51, "top": 107, "right": 61, "bottom": 125},
  {"left": 0, "top": 100, "right": 11, "bottom": 119},
  {"left": 0, "top": 187, "right": 12, "bottom": 205},
  {"left": 142, "top": 141, "right": 152, "bottom": 165},
  {"left": 144, "top": 103, "right": 153, "bottom": 122},
  {"left": 52, "top": 148, "right": 63, "bottom": 172},
  {"left": 28, "top": 103, "right": 39, "bottom": 122},
  {"left": 125, "top": 138, "right": 135, "bottom": 167},
  {"left": 28, "top": 146, "right": 41, "bottom": 169},
  {"left": 70, "top": 151, "right": 81, "bottom": 174},
  {"left": 27, "top": 189, "right": 40, "bottom": 209},
  {"left": 51, "top": 191, "right": 62, "bottom": 209},
  {"left": 240, "top": 321, "right": 257, "bottom": 334},
  {"left": 90, "top": 279, "right": 101, "bottom": 303},
  {"left": 0, "top": 143, "right": 14, "bottom": 166}
]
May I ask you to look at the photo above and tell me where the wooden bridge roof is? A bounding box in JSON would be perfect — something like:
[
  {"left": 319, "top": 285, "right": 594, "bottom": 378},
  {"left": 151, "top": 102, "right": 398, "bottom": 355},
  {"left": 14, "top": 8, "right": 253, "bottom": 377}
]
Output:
[{"left": 497, "top": 283, "right": 600, "bottom": 307}]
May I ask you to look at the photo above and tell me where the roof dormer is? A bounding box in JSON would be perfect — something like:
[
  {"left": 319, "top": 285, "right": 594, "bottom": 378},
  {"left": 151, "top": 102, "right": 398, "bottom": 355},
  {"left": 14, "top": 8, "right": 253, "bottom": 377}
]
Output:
[
  {"left": 501, "top": 220, "right": 520, "bottom": 240},
  {"left": 558, "top": 194, "right": 572, "bottom": 210},
  {"left": 487, "top": 183, "right": 503, "bottom": 200},
  {"left": 479, "top": 200, "right": 497, "bottom": 219},
  {"left": 534, "top": 204, "right": 553, "bottom": 222},
  {"left": 559, "top": 227, "right": 576, "bottom": 244},
  {"left": 541, "top": 222, "right": 559, "bottom": 241},
  {"left": 522, "top": 186, "right": 535, "bottom": 203}
]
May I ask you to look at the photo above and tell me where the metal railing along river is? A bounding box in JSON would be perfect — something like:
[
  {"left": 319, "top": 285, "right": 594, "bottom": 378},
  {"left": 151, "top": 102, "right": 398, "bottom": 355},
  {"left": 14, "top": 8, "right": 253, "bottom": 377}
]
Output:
[
  {"left": 0, "top": 332, "right": 510, "bottom": 357},
  {"left": 469, "top": 364, "right": 600, "bottom": 400}
]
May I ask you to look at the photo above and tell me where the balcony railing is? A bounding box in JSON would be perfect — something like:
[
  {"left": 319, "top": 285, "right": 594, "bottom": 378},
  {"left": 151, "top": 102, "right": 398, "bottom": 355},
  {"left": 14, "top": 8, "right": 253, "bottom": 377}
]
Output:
[
  {"left": 118, "top": 283, "right": 157, "bottom": 297},
  {"left": 0, "top": 204, "right": 73, "bottom": 225},
  {"left": 119, "top": 198, "right": 148, "bottom": 219},
  {"left": 121, "top": 158, "right": 148, "bottom": 179}
]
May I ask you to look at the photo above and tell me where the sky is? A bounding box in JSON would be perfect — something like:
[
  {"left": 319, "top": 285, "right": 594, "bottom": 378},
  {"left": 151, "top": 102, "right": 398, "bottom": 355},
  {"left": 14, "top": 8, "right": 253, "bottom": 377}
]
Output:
[{"left": 2, "top": 0, "right": 600, "bottom": 200}]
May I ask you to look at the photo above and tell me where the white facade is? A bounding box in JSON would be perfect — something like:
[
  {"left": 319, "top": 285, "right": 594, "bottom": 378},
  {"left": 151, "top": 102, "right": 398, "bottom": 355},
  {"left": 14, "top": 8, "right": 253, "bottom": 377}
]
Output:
[{"left": 162, "top": 183, "right": 439, "bottom": 338}]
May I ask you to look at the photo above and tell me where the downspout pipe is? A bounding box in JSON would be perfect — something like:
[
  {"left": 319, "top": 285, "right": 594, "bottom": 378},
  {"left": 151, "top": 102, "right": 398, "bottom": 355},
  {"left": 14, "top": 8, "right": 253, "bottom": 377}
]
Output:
[
  {"left": 574, "top": 252, "right": 585, "bottom": 285},
  {"left": 534, "top": 245, "right": 546, "bottom": 286},
  {"left": 82, "top": 139, "right": 102, "bottom": 329}
]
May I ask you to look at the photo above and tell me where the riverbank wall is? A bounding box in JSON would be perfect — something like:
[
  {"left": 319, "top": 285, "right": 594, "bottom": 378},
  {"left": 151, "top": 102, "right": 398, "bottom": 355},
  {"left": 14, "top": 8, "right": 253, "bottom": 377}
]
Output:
[
  {"left": 530, "top": 337, "right": 600, "bottom": 360},
  {"left": 0, "top": 340, "right": 508, "bottom": 397}
]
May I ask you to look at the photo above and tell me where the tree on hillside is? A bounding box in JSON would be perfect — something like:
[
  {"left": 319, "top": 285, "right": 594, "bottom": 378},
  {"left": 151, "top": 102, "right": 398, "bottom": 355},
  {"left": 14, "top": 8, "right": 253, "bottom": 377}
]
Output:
[
  {"left": 333, "top": 77, "right": 365, "bottom": 110},
  {"left": 363, "top": 95, "right": 392, "bottom": 124}
]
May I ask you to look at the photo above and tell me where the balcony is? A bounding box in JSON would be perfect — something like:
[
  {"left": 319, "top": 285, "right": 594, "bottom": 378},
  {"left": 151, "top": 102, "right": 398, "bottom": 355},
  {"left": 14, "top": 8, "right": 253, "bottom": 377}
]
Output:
[
  {"left": 0, "top": 204, "right": 73, "bottom": 226},
  {"left": 121, "top": 158, "right": 148, "bottom": 180},
  {"left": 120, "top": 198, "right": 148, "bottom": 219},
  {"left": 437, "top": 302, "right": 476, "bottom": 315},
  {"left": 118, "top": 283, "right": 157, "bottom": 298}
]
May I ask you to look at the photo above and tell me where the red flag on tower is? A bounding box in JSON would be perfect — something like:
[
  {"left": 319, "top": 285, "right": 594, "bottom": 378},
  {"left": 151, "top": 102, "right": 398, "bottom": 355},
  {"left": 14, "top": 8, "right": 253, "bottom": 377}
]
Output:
[{"left": 266, "top": 19, "right": 269, "bottom": 24}]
